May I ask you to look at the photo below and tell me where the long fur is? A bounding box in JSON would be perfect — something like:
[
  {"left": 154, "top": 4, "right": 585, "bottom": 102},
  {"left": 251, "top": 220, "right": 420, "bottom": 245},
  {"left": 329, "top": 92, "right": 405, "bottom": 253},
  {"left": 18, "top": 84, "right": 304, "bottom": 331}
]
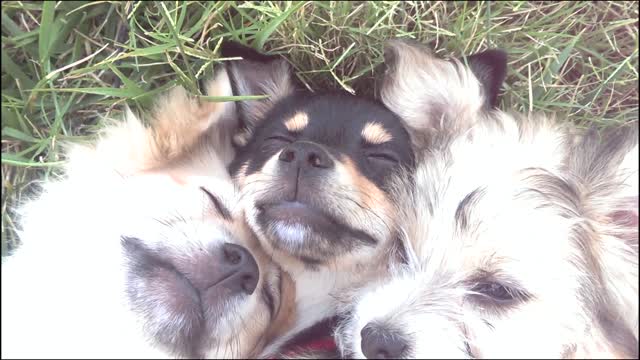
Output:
[
  {"left": 1, "top": 69, "right": 294, "bottom": 358},
  {"left": 335, "top": 39, "right": 638, "bottom": 359}
]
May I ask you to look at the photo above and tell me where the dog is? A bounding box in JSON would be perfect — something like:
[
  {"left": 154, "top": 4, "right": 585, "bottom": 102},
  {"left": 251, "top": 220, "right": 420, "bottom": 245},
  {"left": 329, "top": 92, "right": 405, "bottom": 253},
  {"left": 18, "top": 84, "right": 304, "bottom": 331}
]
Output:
[
  {"left": 219, "top": 42, "right": 512, "bottom": 355},
  {"left": 334, "top": 39, "right": 639, "bottom": 359},
  {"left": 0, "top": 68, "right": 297, "bottom": 358},
  {"left": 216, "top": 42, "right": 417, "bottom": 351}
]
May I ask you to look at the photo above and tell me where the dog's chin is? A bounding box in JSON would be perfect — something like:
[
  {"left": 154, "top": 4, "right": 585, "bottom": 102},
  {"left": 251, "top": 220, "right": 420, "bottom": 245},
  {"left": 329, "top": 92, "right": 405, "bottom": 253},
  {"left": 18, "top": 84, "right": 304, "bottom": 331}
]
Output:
[
  {"left": 258, "top": 201, "right": 337, "bottom": 248},
  {"left": 255, "top": 201, "right": 377, "bottom": 264},
  {"left": 262, "top": 201, "right": 335, "bottom": 233}
]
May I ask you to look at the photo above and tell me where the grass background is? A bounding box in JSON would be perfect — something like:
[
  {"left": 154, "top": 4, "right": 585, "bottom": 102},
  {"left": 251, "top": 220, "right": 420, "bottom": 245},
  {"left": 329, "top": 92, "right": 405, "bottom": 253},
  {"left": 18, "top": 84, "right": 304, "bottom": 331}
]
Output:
[{"left": 1, "top": 1, "right": 638, "bottom": 255}]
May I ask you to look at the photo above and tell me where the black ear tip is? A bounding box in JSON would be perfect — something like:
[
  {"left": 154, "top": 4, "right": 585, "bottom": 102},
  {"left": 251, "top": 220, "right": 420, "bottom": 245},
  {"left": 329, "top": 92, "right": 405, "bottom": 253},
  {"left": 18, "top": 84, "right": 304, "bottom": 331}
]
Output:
[
  {"left": 219, "top": 40, "right": 248, "bottom": 57},
  {"left": 465, "top": 48, "right": 509, "bottom": 108},
  {"left": 218, "top": 40, "right": 279, "bottom": 63},
  {"left": 484, "top": 49, "right": 508, "bottom": 62},
  {"left": 472, "top": 48, "right": 508, "bottom": 75},
  {"left": 485, "top": 49, "right": 508, "bottom": 74}
]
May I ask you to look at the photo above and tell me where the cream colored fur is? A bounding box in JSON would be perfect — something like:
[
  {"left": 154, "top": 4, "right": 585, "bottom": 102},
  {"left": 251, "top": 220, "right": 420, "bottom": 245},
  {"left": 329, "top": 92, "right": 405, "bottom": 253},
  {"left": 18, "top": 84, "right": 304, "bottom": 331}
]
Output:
[
  {"left": 335, "top": 40, "right": 639, "bottom": 359},
  {"left": 1, "top": 70, "right": 293, "bottom": 358}
]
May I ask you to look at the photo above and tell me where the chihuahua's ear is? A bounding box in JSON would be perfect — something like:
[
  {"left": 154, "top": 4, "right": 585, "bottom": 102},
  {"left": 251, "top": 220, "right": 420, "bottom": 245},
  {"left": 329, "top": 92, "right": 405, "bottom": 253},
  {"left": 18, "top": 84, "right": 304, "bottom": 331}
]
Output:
[
  {"left": 380, "top": 39, "right": 507, "bottom": 138},
  {"left": 219, "top": 41, "right": 295, "bottom": 146}
]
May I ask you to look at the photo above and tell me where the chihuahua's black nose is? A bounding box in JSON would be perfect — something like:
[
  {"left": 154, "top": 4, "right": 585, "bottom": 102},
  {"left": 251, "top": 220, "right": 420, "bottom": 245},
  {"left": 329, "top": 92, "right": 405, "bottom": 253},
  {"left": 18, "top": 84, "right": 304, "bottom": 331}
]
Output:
[
  {"left": 219, "top": 243, "right": 259, "bottom": 295},
  {"left": 279, "top": 142, "right": 334, "bottom": 169},
  {"left": 361, "top": 323, "right": 408, "bottom": 359}
]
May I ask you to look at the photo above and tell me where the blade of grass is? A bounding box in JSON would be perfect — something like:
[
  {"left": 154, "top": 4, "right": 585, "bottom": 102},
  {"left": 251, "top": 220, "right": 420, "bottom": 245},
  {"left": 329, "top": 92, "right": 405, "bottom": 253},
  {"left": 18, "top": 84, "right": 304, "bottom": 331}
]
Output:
[
  {"left": 1, "top": 127, "right": 40, "bottom": 143},
  {"left": 44, "top": 43, "right": 109, "bottom": 81},
  {"left": 1, "top": 153, "right": 66, "bottom": 167},
  {"left": 255, "top": 1, "right": 307, "bottom": 50},
  {"left": 159, "top": 2, "right": 199, "bottom": 94},
  {"left": 31, "top": 87, "right": 145, "bottom": 98},
  {"left": 585, "top": 48, "right": 638, "bottom": 107},
  {"left": 1, "top": 47, "right": 36, "bottom": 91},
  {"left": 1, "top": 11, "right": 24, "bottom": 37},
  {"left": 106, "top": 63, "right": 145, "bottom": 94},
  {"left": 39, "top": 1, "right": 56, "bottom": 73},
  {"left": 533, "top": 29, "right": 585, "bottom": 100}
]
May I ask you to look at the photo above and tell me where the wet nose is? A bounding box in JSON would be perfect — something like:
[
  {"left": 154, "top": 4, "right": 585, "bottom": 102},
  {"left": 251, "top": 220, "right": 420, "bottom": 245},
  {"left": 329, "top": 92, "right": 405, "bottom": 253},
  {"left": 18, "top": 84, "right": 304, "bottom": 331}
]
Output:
[
  {"left": 361, "top": 323, "right": 408, "bottom": 359},
  {"left": 219, "top": 243, "right": 259, "bottom": 295},
  {"left": 278, "top": 142, "right": 334, "bottom": 169}
]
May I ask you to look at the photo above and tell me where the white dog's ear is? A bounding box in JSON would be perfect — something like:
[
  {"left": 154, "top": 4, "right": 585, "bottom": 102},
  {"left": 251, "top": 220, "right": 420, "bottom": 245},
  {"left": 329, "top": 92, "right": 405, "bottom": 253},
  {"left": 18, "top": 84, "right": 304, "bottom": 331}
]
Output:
[
  {"left": 149, "top": 67, "right": 238, "bottom": 166},
  {"left": 463, "top": 49, "right": 508, "bottom": 109},
  {"left": 79, "top": 67, "right": 239, "bottom": 176},
  {"left": 380, "top": 39, "right": 507, "bottom": 136},
  {"left": 572, "top": 124, "right": 639, "bottom": 358},
  {"left": 220, "top": 41, "right": 295, "bottom": 147}
]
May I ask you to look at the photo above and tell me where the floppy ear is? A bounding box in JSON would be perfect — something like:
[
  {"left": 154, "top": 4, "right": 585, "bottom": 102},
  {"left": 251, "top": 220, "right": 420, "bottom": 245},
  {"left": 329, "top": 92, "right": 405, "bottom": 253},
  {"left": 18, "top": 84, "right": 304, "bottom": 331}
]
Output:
[
  {"left": 219, "top": 41, "right": 295, "bottom": 146},
  {"left": 380, "top": 39, "right": 507, "bottom": 137},
  {"left": 572, "top": 124, "right": 639, "bottom": 358}
]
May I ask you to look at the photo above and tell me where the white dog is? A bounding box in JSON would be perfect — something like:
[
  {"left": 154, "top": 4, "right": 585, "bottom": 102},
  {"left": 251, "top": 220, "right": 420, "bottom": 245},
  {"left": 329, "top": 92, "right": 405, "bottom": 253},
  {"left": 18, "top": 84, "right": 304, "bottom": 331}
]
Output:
[
  {"left": 335, "top": 39, "right": 639, "bottom": 359},
  {"left": 1, "top": 69, "right": 296, "bottom": 359}
]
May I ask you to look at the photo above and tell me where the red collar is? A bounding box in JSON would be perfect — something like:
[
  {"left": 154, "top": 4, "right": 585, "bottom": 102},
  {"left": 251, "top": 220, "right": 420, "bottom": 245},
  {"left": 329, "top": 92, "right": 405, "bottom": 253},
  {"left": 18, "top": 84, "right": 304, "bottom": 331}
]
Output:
[
  {"left": 269, "top": 316, "right": 339, "bottom": 359},
  {"left": 279, "top": 336, "right": 337, "bottom": 358}
]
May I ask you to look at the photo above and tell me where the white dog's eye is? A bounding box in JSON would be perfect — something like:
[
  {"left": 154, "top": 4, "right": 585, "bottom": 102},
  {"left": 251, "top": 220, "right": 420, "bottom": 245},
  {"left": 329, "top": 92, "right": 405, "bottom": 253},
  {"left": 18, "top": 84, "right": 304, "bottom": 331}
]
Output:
[
  {"left": 470, "top": 281, "right": 531, "bottom": 308},
  {"left": 472, "top": 282, "right": 513, "bottom": 301},
  {"left": 200, "top": 187, "right": 232, "bottom": 221}
]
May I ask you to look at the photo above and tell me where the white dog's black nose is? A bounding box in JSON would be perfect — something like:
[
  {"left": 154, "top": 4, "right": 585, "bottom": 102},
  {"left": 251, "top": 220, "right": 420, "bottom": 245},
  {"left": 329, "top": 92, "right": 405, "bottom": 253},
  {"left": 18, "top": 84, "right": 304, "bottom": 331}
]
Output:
[
  {"left": 123, "top": 236, "right": 260, "bottom": 296},
  {"left": 361, "top": 323, "right": 408, "bottom": 359},
  {"left": 220, "top": 243, "right": 259, "bottom": 295}
]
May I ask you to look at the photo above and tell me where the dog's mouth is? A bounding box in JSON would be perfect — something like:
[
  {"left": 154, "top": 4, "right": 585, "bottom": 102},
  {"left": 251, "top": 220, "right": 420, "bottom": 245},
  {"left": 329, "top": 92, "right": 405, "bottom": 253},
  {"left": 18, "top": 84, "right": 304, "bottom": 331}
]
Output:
[
  {"left": 255, "top": 201, "right": 378, "bottom": 262},
  {"left": 259, "top": 201, "right": 335, "bottom": 231}
]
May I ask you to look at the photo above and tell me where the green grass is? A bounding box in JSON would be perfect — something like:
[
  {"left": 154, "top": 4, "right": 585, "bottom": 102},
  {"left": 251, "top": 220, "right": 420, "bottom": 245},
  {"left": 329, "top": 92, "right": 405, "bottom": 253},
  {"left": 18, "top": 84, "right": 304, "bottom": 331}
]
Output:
[{"left": 1, "top": 1, "right": 638, "bottom": 254}]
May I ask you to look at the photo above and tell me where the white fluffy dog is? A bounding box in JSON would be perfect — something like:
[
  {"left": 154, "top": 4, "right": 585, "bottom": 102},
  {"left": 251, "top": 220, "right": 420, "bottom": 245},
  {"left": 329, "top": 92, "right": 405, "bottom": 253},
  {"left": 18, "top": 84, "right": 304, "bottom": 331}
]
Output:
[
  {"left": 1, "top": 69, "right": 296, "bottom": 359},
  {"left": 335, "top": 40, "right": 639, "bottom": 359}
]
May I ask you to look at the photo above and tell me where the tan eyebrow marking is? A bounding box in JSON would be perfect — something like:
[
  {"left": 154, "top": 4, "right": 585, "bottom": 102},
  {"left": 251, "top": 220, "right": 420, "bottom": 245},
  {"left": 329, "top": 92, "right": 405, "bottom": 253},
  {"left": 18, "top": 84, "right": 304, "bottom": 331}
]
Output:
[
  {"left": 284, "top": 112, "right": 309, "bottom": 132},
  {"left": 361, "top": 122, "right": 393, "bottom": 144},
  {"left": 340, "top": 155, "right": 393, "bottom": 222}
]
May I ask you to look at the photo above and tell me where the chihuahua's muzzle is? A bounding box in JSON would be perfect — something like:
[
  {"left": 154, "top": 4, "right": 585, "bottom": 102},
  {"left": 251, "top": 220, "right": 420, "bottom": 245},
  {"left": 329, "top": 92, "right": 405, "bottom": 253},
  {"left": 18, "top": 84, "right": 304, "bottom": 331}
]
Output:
[{"left": 253, "top": 140, "right": 380, "bottom": 264}]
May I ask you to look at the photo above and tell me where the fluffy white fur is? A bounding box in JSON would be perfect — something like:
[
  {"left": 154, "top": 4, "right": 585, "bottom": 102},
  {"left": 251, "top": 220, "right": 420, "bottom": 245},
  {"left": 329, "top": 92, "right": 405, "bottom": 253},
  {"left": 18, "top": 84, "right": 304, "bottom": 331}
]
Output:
[
  {"left": 1, "top": 70, "right": 293, "bottom": 358},
  {"left": 335, "top": 40, "right": 639, "bottom": 359}
]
